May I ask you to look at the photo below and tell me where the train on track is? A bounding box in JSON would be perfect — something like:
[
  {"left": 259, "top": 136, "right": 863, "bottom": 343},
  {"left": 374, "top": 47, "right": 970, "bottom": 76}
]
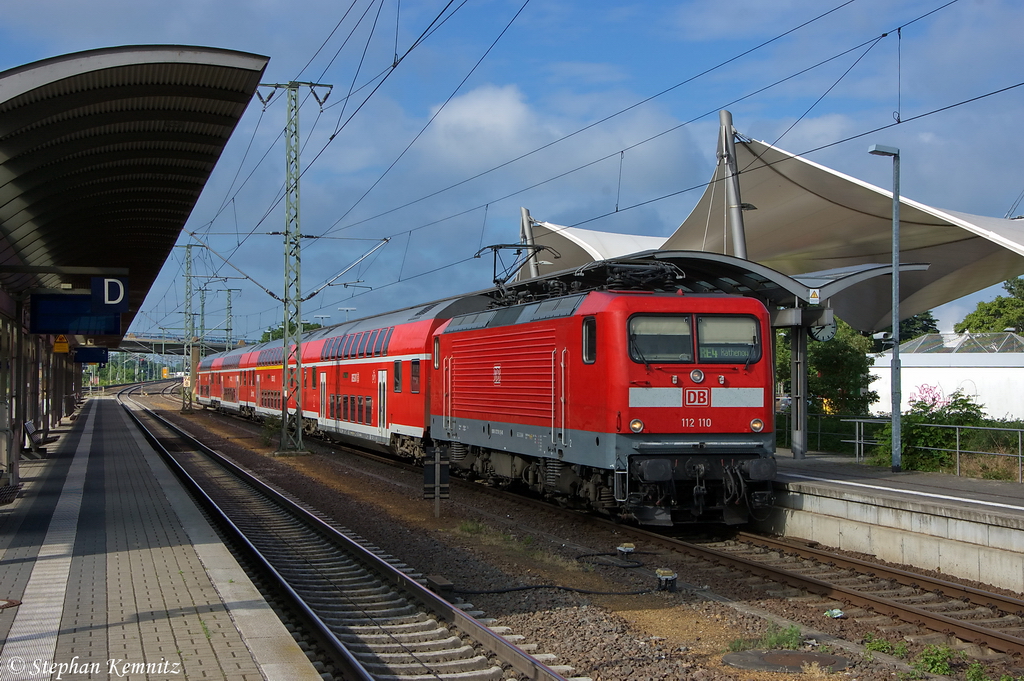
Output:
[{"left": 195, "top": 261, "right": 777, "bottom": 526}]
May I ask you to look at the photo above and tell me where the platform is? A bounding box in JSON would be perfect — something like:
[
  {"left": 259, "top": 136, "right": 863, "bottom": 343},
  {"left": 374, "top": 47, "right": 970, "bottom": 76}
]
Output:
[
  {"left": 0, "top": 397, "right": 320, "bottom": 681},
  {"left": 756, "top": 448, "right": 1024, "bottom": 592}
]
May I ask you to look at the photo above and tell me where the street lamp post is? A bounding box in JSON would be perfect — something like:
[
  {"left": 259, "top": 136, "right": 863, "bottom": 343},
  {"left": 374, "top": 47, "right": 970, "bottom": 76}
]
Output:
[
  {"left": 869, "top": 144, "right": 902, "bottom": 473},
  {"left": 337, "top": 307, "right": 355, "bottom": 322}
]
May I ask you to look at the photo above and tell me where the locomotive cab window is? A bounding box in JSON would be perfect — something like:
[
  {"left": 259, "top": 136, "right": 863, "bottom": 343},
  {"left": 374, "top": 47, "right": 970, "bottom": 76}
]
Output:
[
  {"left": 628, "top": 315, "right": 693, "bottom": 363},
  {"left": 697, "top": 316, "right": 760, "bottom": 364},
  {"left": 582, "top": 317, "right": 597, "bottom": 364}
]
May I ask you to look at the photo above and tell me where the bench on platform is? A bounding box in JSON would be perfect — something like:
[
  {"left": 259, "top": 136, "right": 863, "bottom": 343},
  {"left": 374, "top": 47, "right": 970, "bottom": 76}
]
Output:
[{"left": 24, "top": 422, "right": 58, "bottom": 452}]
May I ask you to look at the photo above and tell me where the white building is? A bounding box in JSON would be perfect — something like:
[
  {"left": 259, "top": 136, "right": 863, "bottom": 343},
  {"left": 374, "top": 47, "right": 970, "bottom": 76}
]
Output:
[{"left": 870, "top": 333, "right": 1024, "bottom": 419}]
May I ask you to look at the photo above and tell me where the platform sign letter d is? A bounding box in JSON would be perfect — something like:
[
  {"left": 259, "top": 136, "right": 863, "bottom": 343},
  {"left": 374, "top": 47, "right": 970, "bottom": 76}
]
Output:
[{"left": 92, "top": 277, "right": 129, "bottom": 312}]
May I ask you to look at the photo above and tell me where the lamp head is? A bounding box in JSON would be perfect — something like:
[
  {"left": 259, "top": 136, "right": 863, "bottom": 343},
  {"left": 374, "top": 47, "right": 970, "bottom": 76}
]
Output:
[{"left": 868, "top": 144, "right": 900, "bottom": 157}]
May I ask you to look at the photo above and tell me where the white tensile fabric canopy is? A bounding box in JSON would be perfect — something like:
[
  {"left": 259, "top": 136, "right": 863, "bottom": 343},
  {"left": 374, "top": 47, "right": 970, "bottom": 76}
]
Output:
[{"left": 524, "top": 138, "right": 1024, "bottom": 332}]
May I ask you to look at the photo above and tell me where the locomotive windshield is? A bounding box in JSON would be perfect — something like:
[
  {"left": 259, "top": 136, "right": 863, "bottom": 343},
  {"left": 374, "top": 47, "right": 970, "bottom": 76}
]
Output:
[
  {"left": 628, "top": 314, "right": 760, "bottom": 364},
  {"left": 628, "top": 316, "right": 693, "bottom": 362},
  {"left": 697, "top": 315, "right": 760, "bottom": 363}
]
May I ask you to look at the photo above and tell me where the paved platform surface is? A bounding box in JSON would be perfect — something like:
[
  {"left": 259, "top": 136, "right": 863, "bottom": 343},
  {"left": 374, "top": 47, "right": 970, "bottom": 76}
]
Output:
[
  {"left": 775, "top": 447, "right": 1024, "bottom": 522},
  {"left": 0, "top": 397, "right": 320, "bottom": 681}
]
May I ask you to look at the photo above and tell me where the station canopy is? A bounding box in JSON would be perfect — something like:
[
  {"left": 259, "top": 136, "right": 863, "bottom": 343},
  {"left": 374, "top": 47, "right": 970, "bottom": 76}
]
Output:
[
  {"left": 0, "top": 45, "right": 269, "bottom": 346},
  {"left": 525, "top": 137, "right": 1024, "bottom": 333}
]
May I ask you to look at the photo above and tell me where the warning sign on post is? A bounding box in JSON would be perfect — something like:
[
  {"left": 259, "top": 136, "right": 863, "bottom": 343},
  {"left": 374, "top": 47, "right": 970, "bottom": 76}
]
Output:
[{"left": 54, "top": 335, "right": 69, "bottom": 353}]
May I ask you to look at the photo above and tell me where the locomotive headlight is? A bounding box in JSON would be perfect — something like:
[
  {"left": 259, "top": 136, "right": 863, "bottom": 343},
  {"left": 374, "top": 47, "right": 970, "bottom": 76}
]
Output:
[
  {"left": 629, "top": 419, "right": 645, "bottom": 433},
  {"left": 689, "top": 369, "right": 705, "bottom": 383},
  {"left": 750, "top": 418, "right": 765, "bottom": 433}
]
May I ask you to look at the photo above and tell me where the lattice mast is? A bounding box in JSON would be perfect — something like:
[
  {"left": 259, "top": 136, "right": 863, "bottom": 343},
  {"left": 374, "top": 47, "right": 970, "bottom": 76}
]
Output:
[{"left": 258, "top": 81, "right": 331, "bottom": 453}]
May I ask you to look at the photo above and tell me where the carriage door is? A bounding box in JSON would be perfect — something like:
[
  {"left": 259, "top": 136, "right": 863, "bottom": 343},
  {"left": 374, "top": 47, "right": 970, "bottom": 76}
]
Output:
[
  {"left": 377, "top": 369, "right": 388, "bottom": 440},
  {"left": 320, "top": 374, "right": 327, "bottom": 421}
]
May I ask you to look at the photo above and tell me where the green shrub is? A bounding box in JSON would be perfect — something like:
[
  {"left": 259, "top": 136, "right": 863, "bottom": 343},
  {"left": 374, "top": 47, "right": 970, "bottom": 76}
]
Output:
[
  {"left": 911, "top": 644, "right": 960, "bottom": 676},
  {"left": 872, "top": 389, "right": 984, "bottom": 470}
]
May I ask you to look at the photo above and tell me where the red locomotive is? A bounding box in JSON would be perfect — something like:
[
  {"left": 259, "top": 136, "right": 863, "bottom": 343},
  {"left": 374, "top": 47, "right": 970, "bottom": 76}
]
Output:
[{"left": 196, "top": 264, "right": 776, "bottom": 525}]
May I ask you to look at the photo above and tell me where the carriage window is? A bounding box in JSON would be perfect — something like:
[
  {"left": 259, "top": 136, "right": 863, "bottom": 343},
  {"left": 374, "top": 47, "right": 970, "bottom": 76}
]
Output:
[
  {"left": 357, "top": 396, "right": 364, "bottom": 424},
  {"left": 628, "top": 315, "right": 693, "bottom": 363},
  {"left": 356, "top": 332, "right": 370, "bottom": 357},
  {"left": 410, "top": 360, "right": 421, "bottom": 394},
  {"left": 342, "top": 395, "right": 349, "bottom": 421},
  {"left": 342, "top": 334, "right": 356, "bottom": 358},
  {"left": 329, "top": 394, "right": 336, "bottom": 419},
  {"left": 393, "top": 360, "right": 402, "bottom": 392},
  {"left": 365, "top": 396, "right": 373, "bottom": 425},
  {"left": 373, "top": 329, "right": 387, "bottom": 356},
  {"left": 697, "top": 316, "right": 760, "bottom": 364},
  {"left": 365, "top": 330, "right": 380, "bottom": 357},
  {"left": 582, "top": 317, "right": 597, "bottom": 364}
]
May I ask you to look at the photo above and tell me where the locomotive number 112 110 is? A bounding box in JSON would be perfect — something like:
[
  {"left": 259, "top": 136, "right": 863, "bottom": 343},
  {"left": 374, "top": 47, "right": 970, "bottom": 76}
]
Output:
[{"left": 682, "top": 418, "right": 713, "bottom": 428}]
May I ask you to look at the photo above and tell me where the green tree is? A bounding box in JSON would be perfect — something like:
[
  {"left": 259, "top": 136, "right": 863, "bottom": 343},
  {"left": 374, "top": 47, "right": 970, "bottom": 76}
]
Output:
[
  {"left": 954, "top": 276, "right": 1024, "bottom": 333},
  {"left": 899, "top": 311, "right": 938, "bottom": 340},
  {"left": 259, "top": 321, "right": 322, "bottom": 343},
  {"left": 776, "top": 319, "right": 878, "bottom": 415},
  {"left": 954, "top": 297, "right": 1024, "bottom": 333}
]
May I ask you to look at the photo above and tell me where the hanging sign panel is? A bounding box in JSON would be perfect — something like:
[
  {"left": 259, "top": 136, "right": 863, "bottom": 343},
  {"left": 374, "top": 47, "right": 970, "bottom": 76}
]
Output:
[
  {"left": 74, "top": 347, "right": 109, "bottom": 364},
  {"left": 29, "top": 294, "right": 120, "bottom": 335}
]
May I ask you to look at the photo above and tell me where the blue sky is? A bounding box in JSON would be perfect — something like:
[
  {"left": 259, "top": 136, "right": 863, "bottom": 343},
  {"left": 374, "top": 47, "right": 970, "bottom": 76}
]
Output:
[{"left": 3, "top": 0, "right": 1023, "bottom": 338}]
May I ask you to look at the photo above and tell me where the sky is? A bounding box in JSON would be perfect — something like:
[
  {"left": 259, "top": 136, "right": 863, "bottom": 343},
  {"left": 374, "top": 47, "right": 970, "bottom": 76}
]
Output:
[{"left": 3, "top": 0, "right": 1023, "bottom": 340}]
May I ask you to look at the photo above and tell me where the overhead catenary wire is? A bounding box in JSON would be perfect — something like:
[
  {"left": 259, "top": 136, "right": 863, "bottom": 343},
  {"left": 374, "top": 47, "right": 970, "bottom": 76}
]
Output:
[{"left": 138, "top": 0, "right": 990, "bottom": 340}]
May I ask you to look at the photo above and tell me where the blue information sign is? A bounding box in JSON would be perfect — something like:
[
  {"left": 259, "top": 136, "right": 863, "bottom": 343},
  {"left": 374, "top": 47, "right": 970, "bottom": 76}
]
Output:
[
  {"left": 30, "top": 294, "right": 121, "bottom": 335},
  {"left": 74, "top": 347, "right": 109, "bottom": 364}
]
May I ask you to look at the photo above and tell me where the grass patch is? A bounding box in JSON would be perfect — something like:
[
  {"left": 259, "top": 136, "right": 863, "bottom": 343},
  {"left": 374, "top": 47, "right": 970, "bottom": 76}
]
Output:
[
  {"left": 260, "top": 416, "right": 281, "bottom": 448},
  {"left": 453, "top": 519, "right": 582, "bottom": 572},
  {"left": 728, "top": 623, "right": 803, "bottom": 651}
]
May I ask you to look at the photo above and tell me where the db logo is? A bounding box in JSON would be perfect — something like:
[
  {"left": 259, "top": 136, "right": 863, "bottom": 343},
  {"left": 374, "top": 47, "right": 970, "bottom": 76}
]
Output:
[{"left": 684, "top": 388, "right": 710, "bottom": 406}]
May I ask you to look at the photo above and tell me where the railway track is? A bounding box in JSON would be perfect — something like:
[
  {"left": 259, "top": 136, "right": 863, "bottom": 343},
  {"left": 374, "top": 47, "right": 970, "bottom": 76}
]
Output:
[
  {"left": 141, "top": 390, "right": 1024, "bottom": 667},
  {"left": 118, "top": 388, "right": 572, "bottom": 681}
]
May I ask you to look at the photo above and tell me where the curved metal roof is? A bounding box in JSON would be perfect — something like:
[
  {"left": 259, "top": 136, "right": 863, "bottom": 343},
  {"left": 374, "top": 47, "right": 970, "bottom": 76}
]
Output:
[{"left": 0, "top": 45, "right": 269, "bottom": 345}]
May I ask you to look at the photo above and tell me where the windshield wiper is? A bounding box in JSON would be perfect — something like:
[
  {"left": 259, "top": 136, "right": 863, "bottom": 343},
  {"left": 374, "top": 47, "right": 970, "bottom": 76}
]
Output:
[
  {"left": 743, "top": 339, "right": 757, "bottom": 369},
  {"left": 629, "top": 333, "right": 651, "bottom": 372}
]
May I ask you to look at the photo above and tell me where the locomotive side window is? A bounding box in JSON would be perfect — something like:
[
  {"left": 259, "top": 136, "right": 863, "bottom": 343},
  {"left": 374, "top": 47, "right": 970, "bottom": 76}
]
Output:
[
  {"left": 697, "top": 316, "right": 760, "bottom": 363},
  {"left": 582, "top": 317, "right": 597, "bottom": 364},
  {"left": 433, "top": 338, "right": 440, "bottom": 369},
  {"left": 394, "top": 360, "right": 402, "bottom": 392},
  {"left": 628, "top": 315, "right": 693, "bottom": 363},
  {"left": 410, "top": 359, "right": 421, "bottom": 394}
]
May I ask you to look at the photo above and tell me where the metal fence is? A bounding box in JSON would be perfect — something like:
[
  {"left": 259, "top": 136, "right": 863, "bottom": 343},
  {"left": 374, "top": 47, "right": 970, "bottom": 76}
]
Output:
[
  {"left": 833, "top": 418, "right": 1024, "bottom": 483},
  {"left": 774, "top": 412, "right": 877, "bottom": 455}
]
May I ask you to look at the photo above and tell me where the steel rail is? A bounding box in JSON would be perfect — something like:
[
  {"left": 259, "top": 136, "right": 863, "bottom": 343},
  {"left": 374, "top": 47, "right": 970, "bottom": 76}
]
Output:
[
  {"left": 738, "top": 532, "right": 1024, "bottom": 615},
  {"left": 119, "top": 393, "right": 375, "bottom": 681},
  {"left": 121, "top": 394, "right": 568, "bottom": 681},
  {"left": 141, "top": 394, "right": 1024, "bottom": 658}
]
